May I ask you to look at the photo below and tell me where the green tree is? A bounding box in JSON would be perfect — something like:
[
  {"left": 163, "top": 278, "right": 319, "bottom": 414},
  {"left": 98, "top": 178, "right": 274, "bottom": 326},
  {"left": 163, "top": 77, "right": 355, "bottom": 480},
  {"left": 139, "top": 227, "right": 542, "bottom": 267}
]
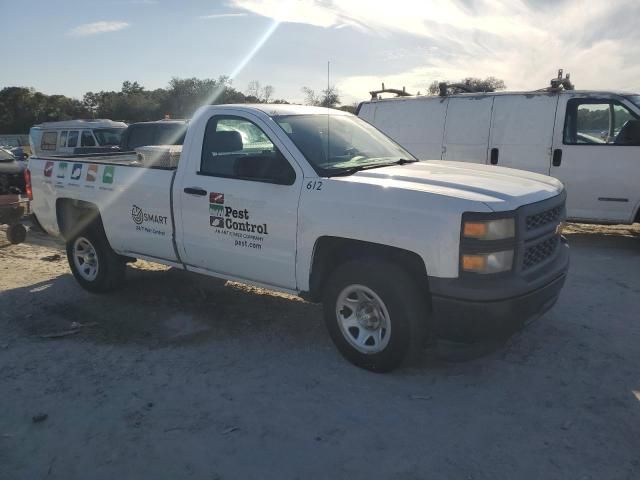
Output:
[{"left": 302, "top": 86, "right": 340, "bottom": 108}]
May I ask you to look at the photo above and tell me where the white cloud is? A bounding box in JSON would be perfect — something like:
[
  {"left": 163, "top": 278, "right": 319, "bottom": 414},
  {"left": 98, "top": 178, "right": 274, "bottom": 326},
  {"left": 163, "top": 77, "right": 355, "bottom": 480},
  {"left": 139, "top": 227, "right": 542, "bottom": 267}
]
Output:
[
  {"left": 68, "top": 21, "right": 130, "bottom": 36},
  {"left": 230, "top": 0, "right": 640, "bottom": 102},
  {"left": 199, "top": 13, "right": 248, "bottom": 20}
]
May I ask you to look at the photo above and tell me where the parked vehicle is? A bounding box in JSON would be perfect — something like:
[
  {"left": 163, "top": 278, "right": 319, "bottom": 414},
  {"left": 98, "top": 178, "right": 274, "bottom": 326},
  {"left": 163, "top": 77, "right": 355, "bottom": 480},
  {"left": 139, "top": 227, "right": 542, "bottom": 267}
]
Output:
[
  {"left": 0, "top": 134, "right": 31, "bottom": 156},
  {"left": 27, "top": 104, "right": 569, "bottom": 372},
  {"left": 0, "top": 148, "right": 26, "bottom": 194},
  {"left": 29, "top": 119, "right": 127, "bottom": 157},
  {"left": 358, "top": 83, "right": 640, "bottom": 224},
  {"left": 119, "top": 119, "right": 188, "bottom": 151}
]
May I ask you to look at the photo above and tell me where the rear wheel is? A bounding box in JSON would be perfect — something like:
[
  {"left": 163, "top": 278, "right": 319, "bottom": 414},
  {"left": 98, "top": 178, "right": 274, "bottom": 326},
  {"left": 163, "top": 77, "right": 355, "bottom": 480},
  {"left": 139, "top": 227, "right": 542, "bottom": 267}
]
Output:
[
  {"left": 323, "top": 260, "right": 428, "bottom": 372},
  {"left": 66, "top": 223, "right": 125, "bottom": 293},
  {"left": 6, "top": 223, "right": 27, "bottom": 244}
]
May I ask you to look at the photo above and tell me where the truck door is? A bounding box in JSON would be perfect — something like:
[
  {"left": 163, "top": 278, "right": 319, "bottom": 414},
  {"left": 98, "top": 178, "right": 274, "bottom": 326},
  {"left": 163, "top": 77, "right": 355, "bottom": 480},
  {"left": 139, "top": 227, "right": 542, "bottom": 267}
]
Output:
[
  {"left": 442, "top": 96, "right": 493, "bottom": 163},
  {"left": 551, "top": 94, "right": 640, "bottom": 222},
  {"left": 488, "top": 94, "right": 558, "bottom": 174},
  {"left": 176, "top": 111, "right": 302, "bottom": 290}
]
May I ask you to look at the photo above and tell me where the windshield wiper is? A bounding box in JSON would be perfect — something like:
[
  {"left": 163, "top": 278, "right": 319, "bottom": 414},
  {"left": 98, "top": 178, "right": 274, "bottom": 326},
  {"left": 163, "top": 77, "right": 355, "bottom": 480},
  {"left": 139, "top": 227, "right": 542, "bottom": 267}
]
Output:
[{"left": 326, "top": 158, "right": 416, "bottom": 177}]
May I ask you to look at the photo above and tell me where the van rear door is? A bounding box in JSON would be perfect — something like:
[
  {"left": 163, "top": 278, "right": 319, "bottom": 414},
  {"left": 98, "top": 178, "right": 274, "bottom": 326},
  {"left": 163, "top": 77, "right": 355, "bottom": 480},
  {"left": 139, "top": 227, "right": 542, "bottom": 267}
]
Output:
[
  {"left": 550, "top": 94, "right": 640, "bottom": 223},
  {"left": 488, "top": 94, "right": 558, "bottom": 174},
  {"left": 442, "top": 96, "right": 493, "bottom": 163}
]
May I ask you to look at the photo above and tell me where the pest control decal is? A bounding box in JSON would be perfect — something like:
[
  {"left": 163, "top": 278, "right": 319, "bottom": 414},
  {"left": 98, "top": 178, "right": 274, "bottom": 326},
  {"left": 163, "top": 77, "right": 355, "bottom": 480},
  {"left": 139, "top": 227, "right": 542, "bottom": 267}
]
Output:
[
  {"left": 86, "top": 164, "right": 98, "bottom": 182},
  {"left": 208, "top": 192, "right": 268, "bottom": 250},
  {"left": 44, "top": 161, "right": 54, "bottom": 178},
  {"left": 131, "top": 205, "right": 168, "bottom": 236}
]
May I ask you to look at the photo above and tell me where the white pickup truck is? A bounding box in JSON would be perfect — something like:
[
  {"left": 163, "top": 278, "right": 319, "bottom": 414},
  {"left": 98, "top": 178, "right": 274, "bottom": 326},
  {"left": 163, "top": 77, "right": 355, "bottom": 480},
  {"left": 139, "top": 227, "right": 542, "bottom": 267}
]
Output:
[{"left": 27, "top": 104, "right": 569, "bottom": 372}]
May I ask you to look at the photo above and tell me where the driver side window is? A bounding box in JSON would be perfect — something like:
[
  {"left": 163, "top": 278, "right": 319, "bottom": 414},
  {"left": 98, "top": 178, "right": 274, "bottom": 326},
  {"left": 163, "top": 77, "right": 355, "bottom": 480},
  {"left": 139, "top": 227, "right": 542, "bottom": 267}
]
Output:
[
  {"left": 200, "top": 116, "right": 295, "bottom": 185},
  {"left": 564, "top": 99, "right": 640, "bottom": 145}
]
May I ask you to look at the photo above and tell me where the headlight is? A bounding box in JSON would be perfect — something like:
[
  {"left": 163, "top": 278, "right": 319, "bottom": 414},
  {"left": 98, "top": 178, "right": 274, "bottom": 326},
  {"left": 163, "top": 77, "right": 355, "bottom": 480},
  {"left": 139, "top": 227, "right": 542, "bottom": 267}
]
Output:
[
  {"left": 463, "top": 218, "right": 515, "bottom": 241},
  {"left": 461, "top": 250, "right": 514, "bottom": 274}
]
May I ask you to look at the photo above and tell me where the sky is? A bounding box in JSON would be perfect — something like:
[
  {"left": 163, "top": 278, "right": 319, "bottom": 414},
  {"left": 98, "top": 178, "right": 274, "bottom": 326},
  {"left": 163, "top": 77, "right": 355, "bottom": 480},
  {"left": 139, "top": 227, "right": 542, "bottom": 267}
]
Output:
[{"left": 1, "top": 0, "right": 639, "bottom": 105}]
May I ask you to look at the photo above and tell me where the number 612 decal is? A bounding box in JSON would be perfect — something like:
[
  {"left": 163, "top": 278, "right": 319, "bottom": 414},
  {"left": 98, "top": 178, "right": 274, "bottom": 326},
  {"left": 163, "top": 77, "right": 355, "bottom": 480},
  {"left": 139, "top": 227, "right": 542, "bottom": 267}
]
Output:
[{"left": 306, "top": 181, "right": 323, "bottom": 191}]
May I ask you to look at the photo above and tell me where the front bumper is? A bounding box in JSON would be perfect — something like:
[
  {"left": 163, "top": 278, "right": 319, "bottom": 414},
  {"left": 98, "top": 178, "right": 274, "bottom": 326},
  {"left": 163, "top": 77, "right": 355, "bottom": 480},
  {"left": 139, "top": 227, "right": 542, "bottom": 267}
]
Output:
[{"left": 429, "top": 236, "right": 569, "bottom": 342}]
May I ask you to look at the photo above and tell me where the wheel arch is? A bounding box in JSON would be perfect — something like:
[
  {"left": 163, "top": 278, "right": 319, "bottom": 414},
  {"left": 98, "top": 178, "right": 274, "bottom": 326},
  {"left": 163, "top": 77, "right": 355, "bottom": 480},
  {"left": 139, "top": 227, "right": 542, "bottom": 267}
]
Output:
[
  {"left": 56, "top": 198, "right": 102, "bottom": 242},
  {"left": 305, "top": 236, "right": 430, "bottom": 304}
]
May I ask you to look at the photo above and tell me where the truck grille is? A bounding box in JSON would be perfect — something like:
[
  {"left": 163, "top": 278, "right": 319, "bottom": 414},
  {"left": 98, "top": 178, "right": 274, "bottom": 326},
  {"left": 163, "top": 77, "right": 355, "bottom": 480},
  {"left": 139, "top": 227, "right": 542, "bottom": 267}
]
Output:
[
  {"left": 522, "top": 236, "right": 559, "bottom": 270},
  {"left": 526, "top": 205, "right": 563, "bottom": 231}
]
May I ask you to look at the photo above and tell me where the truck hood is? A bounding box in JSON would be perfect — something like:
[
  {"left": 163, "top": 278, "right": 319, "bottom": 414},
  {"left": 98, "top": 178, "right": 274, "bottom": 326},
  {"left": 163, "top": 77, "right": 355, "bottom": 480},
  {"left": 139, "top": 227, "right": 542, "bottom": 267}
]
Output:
[{"left": 332, "top": 160, "right": 563, "bottom": 211}]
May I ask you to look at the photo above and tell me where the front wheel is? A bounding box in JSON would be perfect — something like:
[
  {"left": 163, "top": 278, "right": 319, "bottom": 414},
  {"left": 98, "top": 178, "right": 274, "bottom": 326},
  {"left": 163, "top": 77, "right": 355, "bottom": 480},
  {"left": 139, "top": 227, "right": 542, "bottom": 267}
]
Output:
[
  {"left": 66, "top": 224, "right": 126, "bottom": 293},
  {"left": 323, "top": 260, "right": 428, "bottom": 372}
]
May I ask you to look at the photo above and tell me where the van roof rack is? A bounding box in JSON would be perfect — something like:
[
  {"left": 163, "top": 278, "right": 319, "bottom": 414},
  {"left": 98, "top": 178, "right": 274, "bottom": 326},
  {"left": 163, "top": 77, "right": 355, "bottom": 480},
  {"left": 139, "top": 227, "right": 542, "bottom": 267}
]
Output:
[
  {"left": 370, "top": 83, "right": 412, "bottom": 100},
  {"left": 538, "top": 69, "right": 575, "bottom": 92}
]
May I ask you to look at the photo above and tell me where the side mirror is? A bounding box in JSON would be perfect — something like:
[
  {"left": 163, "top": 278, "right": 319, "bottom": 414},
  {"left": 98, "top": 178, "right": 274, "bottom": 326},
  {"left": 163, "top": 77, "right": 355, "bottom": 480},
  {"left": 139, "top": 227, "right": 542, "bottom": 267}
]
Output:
[{"left": 615, "top": 119, "right": 640, "bottom": 145}]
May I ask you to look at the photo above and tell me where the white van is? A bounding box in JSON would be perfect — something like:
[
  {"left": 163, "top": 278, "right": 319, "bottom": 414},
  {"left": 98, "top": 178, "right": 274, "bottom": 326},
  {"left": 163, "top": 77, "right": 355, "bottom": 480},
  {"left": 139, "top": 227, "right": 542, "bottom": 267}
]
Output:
[
  {"left": 29, "top": 119, "right": 127, "bottom": 157},
  {"left": 358, "top": 89, "right": 640, "bottom": 224}
]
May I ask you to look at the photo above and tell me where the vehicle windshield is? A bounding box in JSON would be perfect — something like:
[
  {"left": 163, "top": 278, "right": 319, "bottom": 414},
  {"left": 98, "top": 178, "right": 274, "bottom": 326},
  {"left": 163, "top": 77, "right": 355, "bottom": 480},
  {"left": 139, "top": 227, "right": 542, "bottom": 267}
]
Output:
[
  {"left": 0, "top": 148, "right": 15, "bottom": 161},
  {"left": 93, "top": 128, "right": 126, "bottom": 146},
  {"left": 625, "top": 95, "right": 640, "bottom": 109},
  {"left": 275, "top": 114, "right": 415, "bottom": 176}
]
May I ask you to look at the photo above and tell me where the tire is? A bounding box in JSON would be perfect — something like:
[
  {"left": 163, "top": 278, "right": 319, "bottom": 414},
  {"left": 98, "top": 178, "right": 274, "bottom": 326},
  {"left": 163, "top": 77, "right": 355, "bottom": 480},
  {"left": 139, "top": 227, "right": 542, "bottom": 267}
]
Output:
[
  {"left": 6, "top": 223, "right": 27, "bottom": 245},
  {"left": 323, "top": 260, "right": 428, "bottom": 372},
  {"left": 66, "top": 222, "right": 126, "bottom": 293}
]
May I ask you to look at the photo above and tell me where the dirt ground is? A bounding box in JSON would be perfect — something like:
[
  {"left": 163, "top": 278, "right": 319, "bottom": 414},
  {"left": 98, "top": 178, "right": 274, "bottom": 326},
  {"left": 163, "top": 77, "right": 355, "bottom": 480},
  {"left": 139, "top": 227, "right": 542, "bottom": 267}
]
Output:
[{"left": 1, "top": 222, "right": 639, "bottom": 480}]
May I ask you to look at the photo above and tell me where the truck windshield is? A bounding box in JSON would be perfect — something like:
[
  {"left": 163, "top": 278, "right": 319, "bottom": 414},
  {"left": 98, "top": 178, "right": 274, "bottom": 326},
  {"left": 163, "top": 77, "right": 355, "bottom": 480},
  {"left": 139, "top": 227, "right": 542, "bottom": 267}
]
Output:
[
  {"left": 94, "top": 128, "right": 126, "bottom": 146},
  {"left": 275, "top": 114, "right": 415, "bottom": 176},
  {"left": 625, "top": 95, "right": 640, "bottom": 109}
]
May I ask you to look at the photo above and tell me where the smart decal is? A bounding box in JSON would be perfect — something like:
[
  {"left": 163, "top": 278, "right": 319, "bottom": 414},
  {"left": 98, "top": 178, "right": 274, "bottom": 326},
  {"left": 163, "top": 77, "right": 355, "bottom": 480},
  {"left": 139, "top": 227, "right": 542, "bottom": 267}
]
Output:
[{"left": 131, "top": 204, "right": 168, "bottom": 237}]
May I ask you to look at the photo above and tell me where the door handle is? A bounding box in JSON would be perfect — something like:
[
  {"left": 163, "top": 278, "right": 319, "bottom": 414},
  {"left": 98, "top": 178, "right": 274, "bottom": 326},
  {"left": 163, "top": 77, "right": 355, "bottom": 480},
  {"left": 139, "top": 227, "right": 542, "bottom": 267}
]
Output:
[
  {"left": 490, "top": 148, "right": 499, "bottom": 165},
  {"left": 184, "top": 187, "right": 207, "bottom": 196},
  {"left": 552, "top": 149, "right": 562, "bottom": 167}
]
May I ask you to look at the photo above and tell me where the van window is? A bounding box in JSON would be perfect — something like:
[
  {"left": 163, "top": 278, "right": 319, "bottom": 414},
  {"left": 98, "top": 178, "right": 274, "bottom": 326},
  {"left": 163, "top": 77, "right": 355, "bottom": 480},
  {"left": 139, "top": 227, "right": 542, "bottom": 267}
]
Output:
[
  {"left": 155, "top": 124, "right": 187, "bottom": 145},
  {"left": 67, "top": 131, "right": 79, "bottom": 148},
  {"left": 41, "top": 132, "right": 58, "bottom": 150},
  {"left": 564, "top": 99, "right": 639, "bottom": 145},
  {"left": 81, "top": 130, "right": 96, "bottom": 147},
  {"left": 127, "top": 126, "right": 155, "bottom": 150},
  {"left": 93, "top": 128, "right": 124, "bottom": 146},
  {"left": 200, "top": 116, "right": 295, "bottom": 184},
  {"left": 59, "top": 131, "right": 68, "bottom": 147}
]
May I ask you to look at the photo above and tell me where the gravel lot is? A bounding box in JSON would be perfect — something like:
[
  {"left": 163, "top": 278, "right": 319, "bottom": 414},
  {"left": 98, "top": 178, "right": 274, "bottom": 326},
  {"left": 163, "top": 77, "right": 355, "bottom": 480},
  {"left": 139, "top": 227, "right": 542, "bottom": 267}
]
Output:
[{"left": 1, "top": 222, "right": 639, "bottom": 479}]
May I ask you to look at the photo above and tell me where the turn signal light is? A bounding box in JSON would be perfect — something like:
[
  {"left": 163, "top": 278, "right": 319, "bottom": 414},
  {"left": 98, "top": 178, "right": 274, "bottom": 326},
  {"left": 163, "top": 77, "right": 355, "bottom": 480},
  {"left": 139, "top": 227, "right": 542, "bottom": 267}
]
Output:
[
  {"left": 462, "top": 254, "right": 487, "bottom": 271},
  {"left": 463, "top": 222, "right": 488, "bottom": 238},
  {"left": 461, "top": 250, "right": 514, "bottom": 274}
]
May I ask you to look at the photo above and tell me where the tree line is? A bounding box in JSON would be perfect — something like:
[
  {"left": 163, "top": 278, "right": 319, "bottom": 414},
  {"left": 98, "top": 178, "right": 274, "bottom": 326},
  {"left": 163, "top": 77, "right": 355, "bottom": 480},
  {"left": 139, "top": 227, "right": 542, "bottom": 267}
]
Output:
[
  {"left": 0, "top": 75, "right": 507, "bottom": 134},
  {"left": 0, "top": 77, "right": 349, "bottom": 134}
]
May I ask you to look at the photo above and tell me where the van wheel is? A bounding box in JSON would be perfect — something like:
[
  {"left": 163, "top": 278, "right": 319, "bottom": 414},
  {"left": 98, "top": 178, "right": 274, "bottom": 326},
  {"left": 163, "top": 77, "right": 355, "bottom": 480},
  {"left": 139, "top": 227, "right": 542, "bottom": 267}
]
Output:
[
  {"left": 66, "top": 224, "right": 126, "bottom": 293},
  {"left": 323, "top": 260, "right": 427, "bottom": 372}
]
